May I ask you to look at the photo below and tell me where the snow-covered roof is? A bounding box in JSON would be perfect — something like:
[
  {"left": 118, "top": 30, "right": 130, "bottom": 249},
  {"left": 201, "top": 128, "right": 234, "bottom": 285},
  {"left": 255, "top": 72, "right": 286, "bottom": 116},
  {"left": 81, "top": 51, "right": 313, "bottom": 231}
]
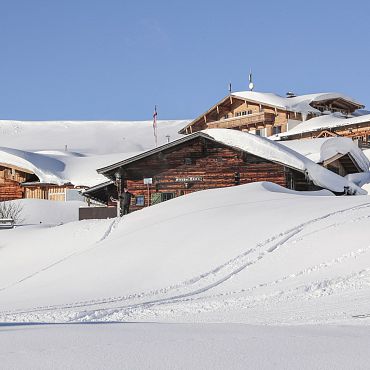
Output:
[
  {"left": 98, "top": 128, "right": 367, "bottom": 195},
  {"left": 279, "top": 137, "right": 370, "bottom": 172},
  {"left": 345, "top": 172, "right": 370, "bottom": 188},
  {"left": 0, "top": 120, "right": 189, "bottom": 187},
  {"left": 0, "top": 147, "right": 141, "bottom": 187},
  {"left": 202, "top": 129, "right": 366, "bottom": 195},
  {"left": 231, "top": 91, "right": 363, "bottom": 116},
  {"left": 278, "top": 113, "right": 370, "bottom": 137}
]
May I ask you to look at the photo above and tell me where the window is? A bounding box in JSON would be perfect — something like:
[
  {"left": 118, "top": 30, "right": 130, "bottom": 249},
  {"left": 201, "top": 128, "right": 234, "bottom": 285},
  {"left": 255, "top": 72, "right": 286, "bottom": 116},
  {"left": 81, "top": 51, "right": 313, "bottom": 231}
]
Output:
[
  {"left": 162, "top": 192, "right": 175, "bottom": 202},
  {"left": 255, "top": 129, "right": 262, "bottom": 136},
  {"left": 223, "top": 114, "right": 229, "bottom": 119},
  {"left": 135, "top": 195, "right": 145, "bottom": 206},
  {"left": 272, "top": 126, "right": 282, "bottom": 135},
  {"left": 236, "top": 112, "right": 242, "bottom": 117},
  {"left": 184, "top": 157, "right": 193, "bottom": 165}
]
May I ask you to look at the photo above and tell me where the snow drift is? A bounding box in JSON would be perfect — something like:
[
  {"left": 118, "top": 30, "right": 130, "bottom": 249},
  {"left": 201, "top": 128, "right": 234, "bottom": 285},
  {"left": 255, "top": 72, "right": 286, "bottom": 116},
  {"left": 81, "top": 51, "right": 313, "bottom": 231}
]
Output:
[{"left": 1, "top": 182, "right": 370, "bottom": 325}]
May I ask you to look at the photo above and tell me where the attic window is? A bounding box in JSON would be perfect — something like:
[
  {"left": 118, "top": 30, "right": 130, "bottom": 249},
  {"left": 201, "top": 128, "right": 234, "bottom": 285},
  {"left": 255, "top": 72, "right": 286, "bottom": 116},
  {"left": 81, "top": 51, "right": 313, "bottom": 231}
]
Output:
[{"left": 184, "top": 157, "right": 193, "bottom": 165}]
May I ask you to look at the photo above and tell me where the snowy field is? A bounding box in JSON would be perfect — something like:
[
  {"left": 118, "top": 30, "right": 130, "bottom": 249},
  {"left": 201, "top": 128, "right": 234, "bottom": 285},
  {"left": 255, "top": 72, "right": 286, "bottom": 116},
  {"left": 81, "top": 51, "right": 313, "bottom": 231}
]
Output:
[
  {"left": 6, "top": 198, "right": 84, "bottom": 225},
  {"left": 2, "top": 182, "right": 370, "bottom": 325},
  {"left": 2, "top": 182, "right": 370, "bottom": 369},
  {"left": 2, "top": 323, "right": 370, "bottom": 370}
]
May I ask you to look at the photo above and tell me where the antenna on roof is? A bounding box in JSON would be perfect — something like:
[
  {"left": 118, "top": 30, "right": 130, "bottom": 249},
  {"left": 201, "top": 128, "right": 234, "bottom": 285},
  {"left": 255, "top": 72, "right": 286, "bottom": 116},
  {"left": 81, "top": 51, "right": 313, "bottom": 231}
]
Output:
[
  {"left": 228, "top": 81, "right": 232, "bottom": 95},
  {"left": 248, "top": 68, "right": 254, "bottom": 91},
  {"left": 286, "top": 92, "right": 296, "bottom": 98}
]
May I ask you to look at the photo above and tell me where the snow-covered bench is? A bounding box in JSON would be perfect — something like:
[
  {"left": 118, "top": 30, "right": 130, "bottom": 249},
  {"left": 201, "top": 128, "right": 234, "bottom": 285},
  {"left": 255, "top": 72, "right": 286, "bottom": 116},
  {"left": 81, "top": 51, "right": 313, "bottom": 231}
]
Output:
[{"left": 0, "top": 218, "right": 15, "bottom": 229}]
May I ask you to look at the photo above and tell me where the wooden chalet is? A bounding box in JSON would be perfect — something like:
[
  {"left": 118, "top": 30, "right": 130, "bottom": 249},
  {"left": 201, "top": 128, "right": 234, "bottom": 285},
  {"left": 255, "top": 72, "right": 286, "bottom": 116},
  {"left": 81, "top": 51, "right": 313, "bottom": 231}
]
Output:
[
  {"left": 179, "top": 91, "right": 364, "bottom": 139},
  {"left": 0, "top": 163, "right": 83, "bottom": 202},
  {"left": 84, "top": 131, "right": 363, "bottom": 214}
]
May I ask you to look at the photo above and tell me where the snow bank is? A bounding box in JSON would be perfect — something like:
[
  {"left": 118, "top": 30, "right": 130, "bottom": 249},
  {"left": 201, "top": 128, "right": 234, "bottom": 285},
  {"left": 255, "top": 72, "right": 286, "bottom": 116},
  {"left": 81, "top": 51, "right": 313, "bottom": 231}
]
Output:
[
  {"left": 203, "top": 129, "right": 366, "bottom": 195},
  {"left": 1, "top": 182, "right": 370, "bottom": 325},
  {"left": 279, "top": 137, "right": 370, "bottom": 171},
  {"left": 3, "top": 199, "right": 85, "bottom": 225}
]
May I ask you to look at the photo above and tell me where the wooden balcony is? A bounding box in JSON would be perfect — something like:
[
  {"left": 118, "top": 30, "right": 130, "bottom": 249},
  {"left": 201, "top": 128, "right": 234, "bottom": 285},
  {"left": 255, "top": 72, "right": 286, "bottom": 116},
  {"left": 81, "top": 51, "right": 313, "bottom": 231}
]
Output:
[{"left": 207, "top": 112, "right": 276, "bottom": 130}]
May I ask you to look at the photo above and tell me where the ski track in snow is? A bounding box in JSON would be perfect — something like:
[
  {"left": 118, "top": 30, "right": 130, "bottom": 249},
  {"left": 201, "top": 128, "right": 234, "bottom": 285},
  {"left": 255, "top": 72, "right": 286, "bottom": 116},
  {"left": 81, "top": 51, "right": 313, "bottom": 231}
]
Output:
[
  {"left": 0, "top": 218, "right": 121, "bottom": 293},
  {"left": 1, "top": 201, "right": 370, "bottom": 323}
]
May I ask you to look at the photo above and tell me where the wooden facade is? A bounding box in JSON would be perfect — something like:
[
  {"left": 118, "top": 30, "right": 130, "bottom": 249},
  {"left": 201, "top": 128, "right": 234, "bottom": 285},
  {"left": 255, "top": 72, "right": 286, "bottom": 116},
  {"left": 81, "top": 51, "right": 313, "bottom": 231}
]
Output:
[
  {"left": 179, "top": 96, "right": 295, "bottom": 136},
  {"left": 0, "top": 163, "right": 84, "bottom": 202},
  {"left": 179, "top": 94, "right": 364, "bottom": 139},
  {"left": 0, "top": 164, "right": 37, "bottom": 201},
  {"left": 90, "top": 134, "right": 320, "bottom": 212},
  {"left": 21, "top": 183, "right": 78, "bottom": 201},
  {"left": 322, "top": 153, "right": 362, "bottom": 176}
]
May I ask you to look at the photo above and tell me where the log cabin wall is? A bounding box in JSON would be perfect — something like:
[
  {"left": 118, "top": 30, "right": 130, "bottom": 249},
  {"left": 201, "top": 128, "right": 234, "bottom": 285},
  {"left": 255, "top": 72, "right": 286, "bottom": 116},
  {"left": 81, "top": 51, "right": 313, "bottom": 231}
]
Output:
[
  {"left": 0, "top": 165, "right": 29, "bottom": 201},
  {"left": 116, "top": 138, "right": 307, "bottom": 211},
  {"left": 0, "top": 179, "right": 24, "bottom": 201}
]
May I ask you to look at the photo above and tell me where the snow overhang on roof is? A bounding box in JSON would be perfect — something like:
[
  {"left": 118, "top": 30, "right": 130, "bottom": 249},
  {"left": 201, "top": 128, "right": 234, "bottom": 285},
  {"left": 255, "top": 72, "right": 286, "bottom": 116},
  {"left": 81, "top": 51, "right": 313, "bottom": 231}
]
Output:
[
  {"left": 279, "top": 137, "right": 370, "bottom": 172},
  {"left": 0, "top": 147, "right": 138, "bottom": 187},
  {"left": 279, "top": 113, "right": 370, "bottom": 138},
  {"left": 0, "top": 147, "right": 66, "bottom": 185},
  {"left": 98, "top": 128, "right": 367, "bottom": 195},
  {"left": 231, "top": 91, "right": 364, "bottom": 115}
]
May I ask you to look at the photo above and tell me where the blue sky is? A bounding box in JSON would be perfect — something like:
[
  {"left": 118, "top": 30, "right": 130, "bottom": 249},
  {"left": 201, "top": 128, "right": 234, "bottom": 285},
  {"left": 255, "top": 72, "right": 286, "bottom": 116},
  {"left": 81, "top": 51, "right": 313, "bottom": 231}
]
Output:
[{"left": 0, "top": 0, "right": 369, "bottom": 120}]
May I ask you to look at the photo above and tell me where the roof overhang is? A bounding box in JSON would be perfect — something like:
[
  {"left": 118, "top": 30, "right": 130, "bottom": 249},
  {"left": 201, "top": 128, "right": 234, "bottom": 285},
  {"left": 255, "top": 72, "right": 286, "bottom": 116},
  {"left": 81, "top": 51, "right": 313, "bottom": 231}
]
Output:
[{"left": 97, "top": 131, "right": 308, "bottom": 182}]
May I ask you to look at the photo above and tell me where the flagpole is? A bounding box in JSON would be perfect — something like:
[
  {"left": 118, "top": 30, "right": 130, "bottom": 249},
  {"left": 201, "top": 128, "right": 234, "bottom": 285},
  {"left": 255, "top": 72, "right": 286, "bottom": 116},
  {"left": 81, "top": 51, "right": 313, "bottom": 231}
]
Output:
[{"left": 153, "top": 105, "right": 158, "bottom": 147}]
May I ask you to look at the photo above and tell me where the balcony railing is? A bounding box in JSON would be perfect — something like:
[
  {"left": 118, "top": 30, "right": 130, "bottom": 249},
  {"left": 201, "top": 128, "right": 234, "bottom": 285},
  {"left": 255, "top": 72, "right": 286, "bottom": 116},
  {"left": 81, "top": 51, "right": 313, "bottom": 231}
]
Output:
[{"left": 207, "top": 112, "right": 276, "bottom": 130}]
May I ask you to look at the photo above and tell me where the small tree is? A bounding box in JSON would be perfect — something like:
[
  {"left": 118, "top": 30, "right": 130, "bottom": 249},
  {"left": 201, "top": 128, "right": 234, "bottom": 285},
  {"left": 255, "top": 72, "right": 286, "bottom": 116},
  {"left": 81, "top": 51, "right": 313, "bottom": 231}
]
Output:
[{"left": 0, "top": 201, "right": 24, "bottom": 223}]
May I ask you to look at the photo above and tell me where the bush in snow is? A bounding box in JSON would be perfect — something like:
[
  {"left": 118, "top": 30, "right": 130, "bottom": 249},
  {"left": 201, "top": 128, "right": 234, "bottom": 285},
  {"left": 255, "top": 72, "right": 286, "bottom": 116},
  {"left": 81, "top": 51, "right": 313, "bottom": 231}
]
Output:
[{"left": 0, "top": 201, "right": 24, "bottom": 223}]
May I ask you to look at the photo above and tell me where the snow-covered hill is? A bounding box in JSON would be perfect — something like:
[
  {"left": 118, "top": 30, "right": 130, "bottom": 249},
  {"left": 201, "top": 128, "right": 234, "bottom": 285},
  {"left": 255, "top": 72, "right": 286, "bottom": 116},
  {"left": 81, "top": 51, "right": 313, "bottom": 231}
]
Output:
[
  {"left": 0, "top": 120, "right": 188, "bottom": 154},
  {"left": 1, "top": 182, "right": 370, "bottom": 325}
]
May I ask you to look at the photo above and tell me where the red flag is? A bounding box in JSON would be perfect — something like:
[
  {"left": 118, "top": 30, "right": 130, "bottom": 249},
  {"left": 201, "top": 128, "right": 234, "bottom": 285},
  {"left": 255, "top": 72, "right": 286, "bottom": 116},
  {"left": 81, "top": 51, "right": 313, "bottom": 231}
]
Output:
[{"left": 153, "top": 105, "right": 158, "bottom": 147}]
